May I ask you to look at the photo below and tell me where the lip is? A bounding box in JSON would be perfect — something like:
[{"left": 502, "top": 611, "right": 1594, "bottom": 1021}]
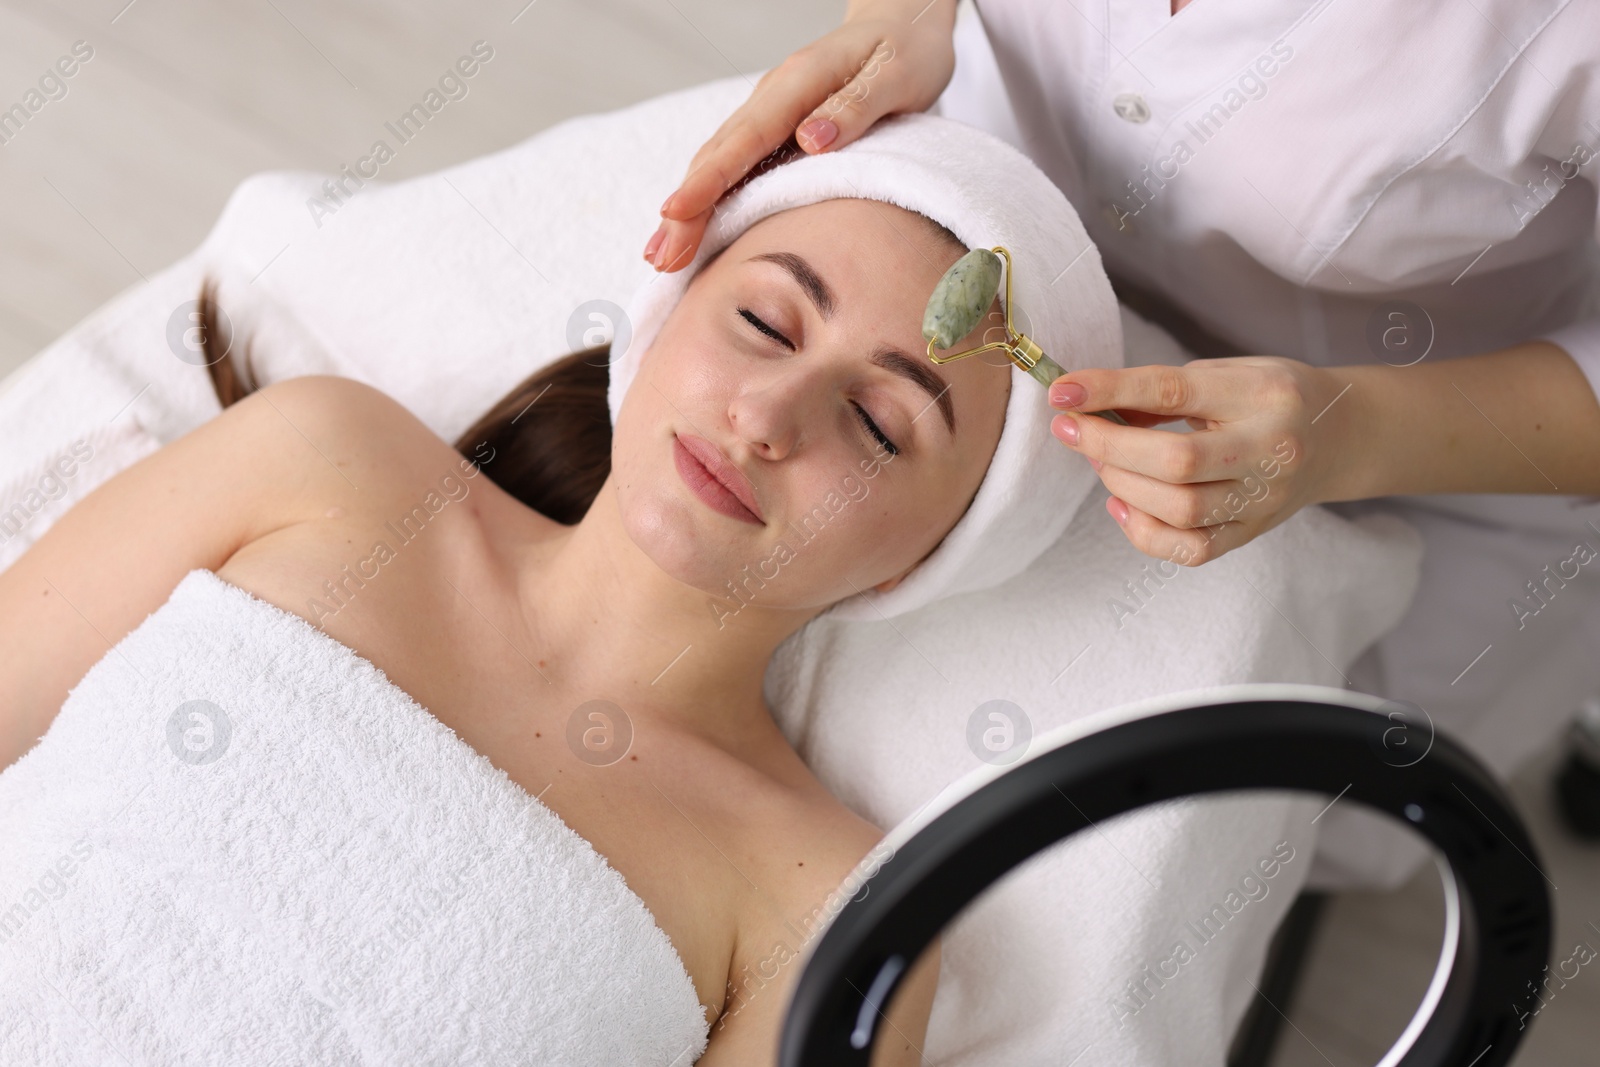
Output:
[{"left": 673, "top": 433, "right": 764, "bottom": 525}]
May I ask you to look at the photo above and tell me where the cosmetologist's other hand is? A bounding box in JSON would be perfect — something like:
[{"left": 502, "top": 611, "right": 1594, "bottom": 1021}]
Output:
[
  {"left": 645, "top": 0, "right": 959, "bottom": 273},
  {"left": 1048, "top": 357, "right": 1353, "bottom": 566}
]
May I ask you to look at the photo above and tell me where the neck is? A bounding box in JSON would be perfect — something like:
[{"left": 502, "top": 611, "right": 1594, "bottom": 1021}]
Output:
[{"left": 513, "top": 474, "right": 823, "bottom": 746}]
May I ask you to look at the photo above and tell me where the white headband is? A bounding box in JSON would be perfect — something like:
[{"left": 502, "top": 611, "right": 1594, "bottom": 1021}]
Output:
[{"left": 607, "top": 112, "right": 1123, "bottom": 622}]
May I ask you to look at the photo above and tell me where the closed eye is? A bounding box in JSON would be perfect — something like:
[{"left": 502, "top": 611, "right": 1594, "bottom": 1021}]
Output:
[
  {"left": 739, "top": 307, "right": 793, "bottom": 348},
  {"left": 851, "top": 401, "right": 899, "bottom": 456},
  {"left": 737, "top": 307, "right": 900, "bottom": 457}
]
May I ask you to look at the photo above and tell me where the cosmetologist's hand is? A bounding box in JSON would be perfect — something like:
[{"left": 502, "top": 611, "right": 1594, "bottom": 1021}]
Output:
[
  {"left": 1048, "top": 357, "right": 1354, "bottom": 566},
  {"left": 645, "top": 0, "right": 959, "bottom": 273}
]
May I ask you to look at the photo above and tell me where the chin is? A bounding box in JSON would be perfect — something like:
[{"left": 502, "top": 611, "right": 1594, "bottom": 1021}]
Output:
[
  {"left": 612, "top": 414, "right": 773, "bottom": 596},
  {"left": 615, "top": 475, "right": 749, "bottom": 594}
]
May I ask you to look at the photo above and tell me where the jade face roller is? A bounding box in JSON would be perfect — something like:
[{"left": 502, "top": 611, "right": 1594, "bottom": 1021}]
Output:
[{"left": 922, "top": 246, "right": 1128, "bottom": 426}]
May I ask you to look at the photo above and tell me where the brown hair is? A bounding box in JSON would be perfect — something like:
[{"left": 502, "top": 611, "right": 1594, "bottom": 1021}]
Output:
[{"left": 197, "top": 277, "right": 615, "bottom": 525}]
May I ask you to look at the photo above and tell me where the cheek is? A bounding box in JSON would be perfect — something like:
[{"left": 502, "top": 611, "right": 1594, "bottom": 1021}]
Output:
[
  {"left": 782, "top": 470, "right": 933, "bottom": 583},
  {"left": 632, "top": 340, "right": 750, "bottom": 461},
  {"left": 644, "top": 309, "right": 740, "bottom": 400},
  {"left": 771, "top": 490, "right": 896, "bottom": 597},
  {"left": 616, "top": 337, "right": 710, "bottom": 460},
  {"left": 610, "top": 374, "right": 683, "bottom": 532},
  {"left": 610, "top": 426, "right": 739, "bottom": 591}
]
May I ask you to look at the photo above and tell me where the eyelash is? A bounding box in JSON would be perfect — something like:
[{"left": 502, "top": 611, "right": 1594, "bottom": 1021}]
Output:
[{"left": 737, "top": 307, "right": 900, "bottom": 456}]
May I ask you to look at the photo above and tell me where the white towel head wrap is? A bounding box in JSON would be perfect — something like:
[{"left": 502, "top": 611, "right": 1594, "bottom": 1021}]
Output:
[{"left": 607, "top": 112, "right": 1123, "bottom": 622}]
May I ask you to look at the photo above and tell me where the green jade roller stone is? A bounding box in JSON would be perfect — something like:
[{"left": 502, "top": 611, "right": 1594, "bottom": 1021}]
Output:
[{"left": 922, "top": 248, "right": 1128, "bottom": 426}]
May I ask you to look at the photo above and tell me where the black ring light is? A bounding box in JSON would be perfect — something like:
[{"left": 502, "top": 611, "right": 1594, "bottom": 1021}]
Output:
[{"left": 778, "top": 686, "right": 1551, "bottom": 1067}]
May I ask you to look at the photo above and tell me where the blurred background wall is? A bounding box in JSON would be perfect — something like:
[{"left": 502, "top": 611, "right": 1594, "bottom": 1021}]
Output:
[{"left": 0, "top": 0, "right": 844, "bottom": 380}]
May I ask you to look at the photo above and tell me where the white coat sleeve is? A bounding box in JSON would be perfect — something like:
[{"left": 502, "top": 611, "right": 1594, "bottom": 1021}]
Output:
[
  {"left": 1539, "top": 316, "right": 1600, "bottom": 406},
  {"left": 1525, "top": 13, "right": 1600, "bottom": 405}
]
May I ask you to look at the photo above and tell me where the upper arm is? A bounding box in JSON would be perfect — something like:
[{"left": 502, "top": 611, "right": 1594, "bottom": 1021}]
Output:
[
  {"left": 695, "top": 930, "right": 941, "bottom": 1067},
  {"left": 698, "top": 809, "right": 944, "bottom": 1067},
  {"left": 0, "top": 374, "right": 386, "bottom": 771}
]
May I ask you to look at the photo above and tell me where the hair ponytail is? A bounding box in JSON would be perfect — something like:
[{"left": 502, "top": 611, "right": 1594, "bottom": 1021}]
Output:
[
  {"left": 447, "top": 346, "right": 613, "bottom": 524},
  {"left": 197, "top": 278, "right": 614, "bottom": 525}
]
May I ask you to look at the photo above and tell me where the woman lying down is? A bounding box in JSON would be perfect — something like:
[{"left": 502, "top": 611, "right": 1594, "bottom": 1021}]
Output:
[{"left": 0, "top": 114, "right": 1119, "bottom": 1064}]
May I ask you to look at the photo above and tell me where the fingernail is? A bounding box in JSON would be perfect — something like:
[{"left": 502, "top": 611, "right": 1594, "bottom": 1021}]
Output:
[
  {"left": 798, "top": 118, "right": 838, "bottom": 151},
  {"left": 1050, "top": 382, "right": 1087, "bottom": 408},
  {"left": 653, "top": 236, "right": 675, "bottom": 271},
  {"left": 1108, "top": 497, "right": 1130, "bottom": 524},
  {"left": 660, "top": 191, "right": 678, "bottom": 216},
  {"left": 1054, "top": 415, "right": 1079, "bottom": 445},
  {"left": 1088, "top": 457, "right": 1102, "bottom": 471},
  {"left": 643, "top": 224, "right": 666, "bottom": 263},
  {"left": 657, "top": 236, "right": 686, "bottom": 271}
]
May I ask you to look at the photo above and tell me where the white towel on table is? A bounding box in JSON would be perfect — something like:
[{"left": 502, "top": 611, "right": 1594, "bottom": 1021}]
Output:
[{"left": 0, "top": 569, "right": 709, "bottom": 1067}]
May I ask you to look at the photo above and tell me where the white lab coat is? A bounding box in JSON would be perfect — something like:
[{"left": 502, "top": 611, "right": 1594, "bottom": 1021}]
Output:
[{"left": 938, "top": 0, "right": 1600, "bottom": 887}]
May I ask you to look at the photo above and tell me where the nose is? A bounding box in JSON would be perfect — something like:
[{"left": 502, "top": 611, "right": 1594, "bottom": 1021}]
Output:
[{"left": 727, "top": 367, "right": 817, "bottom": 460}]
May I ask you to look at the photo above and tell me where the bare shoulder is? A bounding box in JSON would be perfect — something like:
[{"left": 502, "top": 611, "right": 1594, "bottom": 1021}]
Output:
[
  {"left": 0, "top": 373, "right": 450, "bottom": 770},
  {"left": 244, "top": 374, "right": 451, "bottom": 469},
  {"left": 236, "top": 374, "right": 498, "bottom": 513}
]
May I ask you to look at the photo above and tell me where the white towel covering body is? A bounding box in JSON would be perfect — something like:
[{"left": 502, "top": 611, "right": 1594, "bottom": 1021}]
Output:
[{"left": 0, "top": 568, "right": 710, "bottom": 1067}]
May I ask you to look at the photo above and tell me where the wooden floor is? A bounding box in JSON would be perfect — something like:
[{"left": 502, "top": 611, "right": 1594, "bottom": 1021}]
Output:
[{"left": 3, "top": 1, "right": 1597, "bottom": 1062}]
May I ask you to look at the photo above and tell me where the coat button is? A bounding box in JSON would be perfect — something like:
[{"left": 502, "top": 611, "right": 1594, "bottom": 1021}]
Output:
[{"left": 1112, "top": 92, "right": 1151, "bottom": 123}]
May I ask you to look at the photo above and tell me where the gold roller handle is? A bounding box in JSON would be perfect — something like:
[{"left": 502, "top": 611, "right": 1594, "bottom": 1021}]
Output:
[{"left": 1012, "top": 339, "right": 1129, "bottom": 427}]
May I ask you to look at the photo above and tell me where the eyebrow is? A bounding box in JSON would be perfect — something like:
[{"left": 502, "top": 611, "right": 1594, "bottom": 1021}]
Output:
[
  {"left": 871, "top": 347, "right": 956, "bottom": 437},
  {"left": 752, "top": 251, "right": 837, "bottom": 319},
  {"left": 749, "top": 251, "right": 957, "bottom": 437}
]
